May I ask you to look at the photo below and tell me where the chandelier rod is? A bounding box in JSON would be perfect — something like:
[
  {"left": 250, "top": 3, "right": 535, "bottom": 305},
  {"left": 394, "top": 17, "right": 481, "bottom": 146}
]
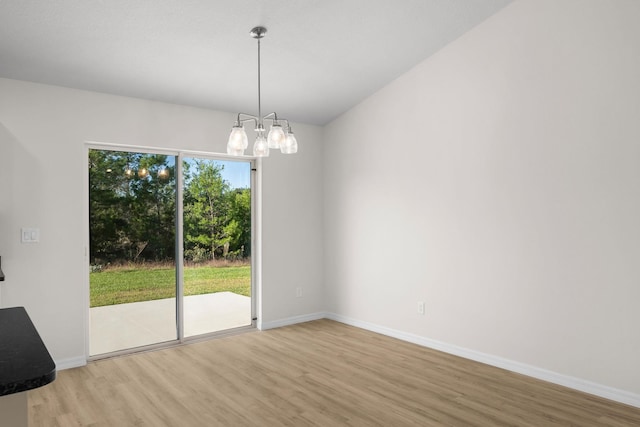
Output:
[{"left": 257, "top": 35, "right": 262, "bottom": 125}]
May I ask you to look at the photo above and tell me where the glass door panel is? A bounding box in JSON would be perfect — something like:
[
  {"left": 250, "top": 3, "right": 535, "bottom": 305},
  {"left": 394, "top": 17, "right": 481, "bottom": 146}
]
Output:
[
  {"left": 89, "top": 149, "right": 177, "bottom": 355},
  {"left": 182, "top": 157, "right": 252, "bottom": 337}
]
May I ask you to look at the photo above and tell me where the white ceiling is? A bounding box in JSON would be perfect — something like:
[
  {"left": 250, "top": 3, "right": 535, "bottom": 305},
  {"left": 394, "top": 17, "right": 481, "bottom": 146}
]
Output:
[{"left": 0, "top": 0, "right": 512, "bottom": 125}]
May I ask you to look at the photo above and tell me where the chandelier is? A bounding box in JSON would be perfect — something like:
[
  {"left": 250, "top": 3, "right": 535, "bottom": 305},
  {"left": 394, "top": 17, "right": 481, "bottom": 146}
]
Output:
[{"left": 226, "top": 27, "right": 298, "bottom": 157}]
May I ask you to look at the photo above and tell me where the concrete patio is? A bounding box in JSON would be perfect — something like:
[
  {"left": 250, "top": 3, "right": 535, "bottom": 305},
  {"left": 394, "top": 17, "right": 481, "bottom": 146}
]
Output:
[{"left": 90, "top": 292, "right": 251, "bottom": 356}]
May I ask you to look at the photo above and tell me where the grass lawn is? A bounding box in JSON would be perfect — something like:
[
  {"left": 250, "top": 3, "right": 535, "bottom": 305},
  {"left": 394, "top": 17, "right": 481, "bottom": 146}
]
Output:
[{"left": 90, "top": 265, "right": 250, "bottom": 307}]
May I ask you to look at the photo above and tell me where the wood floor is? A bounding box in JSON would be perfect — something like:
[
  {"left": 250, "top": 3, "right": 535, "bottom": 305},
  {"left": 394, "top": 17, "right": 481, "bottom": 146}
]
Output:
[{"left": 29, "top": 320, "right": 640, "bottom": 426}]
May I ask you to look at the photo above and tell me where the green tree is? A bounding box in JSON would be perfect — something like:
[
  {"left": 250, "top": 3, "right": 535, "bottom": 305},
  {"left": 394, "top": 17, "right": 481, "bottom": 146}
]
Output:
[
  {"left": 183, "top": 160, "right": 230, "bottom": 260},
  {"left": 89, "top": 149, "right": 129, "bottom": 262},
  {"left": 226, "top": 188, "right": 251, "bottom": 257},
  {"left": 126, "top": 153, "right": 176, "bottom": 261},
  {"left": 89, "top": 150, "right": 175, "bottom": 263}
]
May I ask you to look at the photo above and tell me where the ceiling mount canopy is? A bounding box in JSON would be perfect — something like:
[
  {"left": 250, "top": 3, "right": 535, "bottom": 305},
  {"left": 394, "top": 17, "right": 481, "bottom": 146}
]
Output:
[{"left": 227, "top": 26, "right": 298, "bottom": 158}]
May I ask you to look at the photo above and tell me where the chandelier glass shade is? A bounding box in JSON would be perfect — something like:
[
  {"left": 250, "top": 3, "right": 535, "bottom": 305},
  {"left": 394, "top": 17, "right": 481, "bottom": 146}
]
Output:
[{"left": 226, "top": 27, "right": 298, "bottom": 157}]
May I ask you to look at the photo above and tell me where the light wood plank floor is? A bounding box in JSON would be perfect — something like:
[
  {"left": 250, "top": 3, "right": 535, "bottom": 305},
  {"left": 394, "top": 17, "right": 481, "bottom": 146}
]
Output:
[{"left": 29, "top": 320, "right": 640, "bottom": 426}]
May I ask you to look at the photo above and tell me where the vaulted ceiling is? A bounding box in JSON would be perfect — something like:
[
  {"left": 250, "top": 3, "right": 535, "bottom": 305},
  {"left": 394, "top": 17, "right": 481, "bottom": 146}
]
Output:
[{"left": 0, "top": 0, "right": 512, "bottom": 125}]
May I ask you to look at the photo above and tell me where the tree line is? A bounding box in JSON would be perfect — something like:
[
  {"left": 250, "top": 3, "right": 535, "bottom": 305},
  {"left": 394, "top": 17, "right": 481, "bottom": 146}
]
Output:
[{"left": 89, "top": 150, "right": 251, "bottom": 265}]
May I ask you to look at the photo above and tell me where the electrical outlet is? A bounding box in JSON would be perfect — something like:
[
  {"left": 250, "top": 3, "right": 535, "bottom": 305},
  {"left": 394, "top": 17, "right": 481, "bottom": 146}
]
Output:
[
  {"left": 418, "top": 301, "right": 425, "bottom": 315},
  {"left": 296, "top": 287, "right": 303, "bottom": 298}
]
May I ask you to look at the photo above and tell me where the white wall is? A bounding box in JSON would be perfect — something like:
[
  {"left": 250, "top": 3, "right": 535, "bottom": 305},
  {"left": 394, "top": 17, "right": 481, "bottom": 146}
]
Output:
[
  {"left": 0, "top": 78, "right": 324, "bottom": 365},
  {"left": 324, "top": 0, "right": 640, "bottom": 399}
]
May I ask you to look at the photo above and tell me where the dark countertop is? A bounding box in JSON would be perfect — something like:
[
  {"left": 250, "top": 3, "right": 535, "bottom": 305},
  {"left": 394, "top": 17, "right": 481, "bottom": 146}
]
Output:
[{"left": 0, "top": 307, "right": 56, "bottom": 396}]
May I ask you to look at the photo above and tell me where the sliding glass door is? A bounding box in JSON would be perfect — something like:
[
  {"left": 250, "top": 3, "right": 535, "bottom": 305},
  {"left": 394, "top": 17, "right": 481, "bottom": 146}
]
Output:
[
  {"left": 88, "top": 148, "right": 253, "bottom": 356},
  {"left": 182, "top": 157, "right": 252, "bottom": 337},
  {"left": 88, "top": 150, "right": 177, "bottom": 355}
]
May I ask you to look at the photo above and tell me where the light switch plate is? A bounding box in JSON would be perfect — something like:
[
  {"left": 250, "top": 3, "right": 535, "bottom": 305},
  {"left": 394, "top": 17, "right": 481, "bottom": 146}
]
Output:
[{"left": 21, "top": 228, "right": 40, "bottom": 243}]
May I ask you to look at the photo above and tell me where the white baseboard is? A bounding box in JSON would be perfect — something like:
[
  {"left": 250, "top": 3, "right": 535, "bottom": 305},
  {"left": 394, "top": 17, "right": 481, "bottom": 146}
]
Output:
[
  {"left": 259, "top": 312, "right": 326, "bottom": 330},
  {"left": 55, "top": 356, "right": 86, "bottom": 371},
  {"left": 325, "top": 312, "right": 640, "bottom": 409}
]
